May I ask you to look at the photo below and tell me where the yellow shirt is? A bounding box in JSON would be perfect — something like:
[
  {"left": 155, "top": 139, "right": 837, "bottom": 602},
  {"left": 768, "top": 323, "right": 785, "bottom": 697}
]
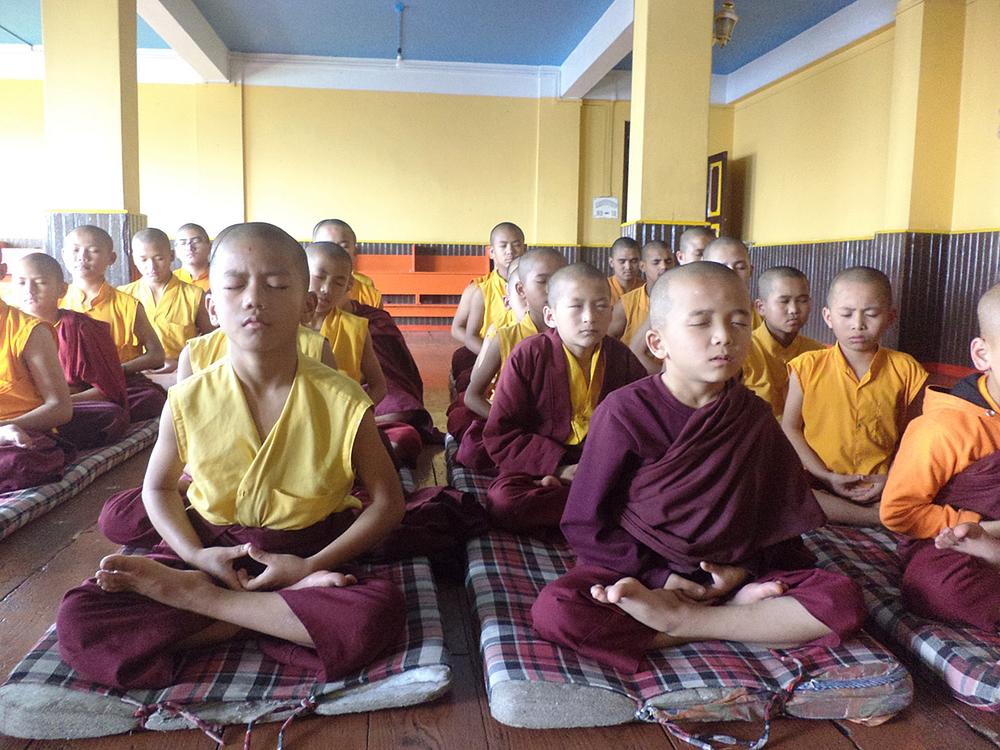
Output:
[
  {"left": 0, "top": 299, "right": 51, "bottom": 420},
  {"left": 563, "top": 343, "right": 605, "bottom": 446},
  {"left": 743, "top": 324, "right": 824, "bottom": 420},
  {"left": 620, "top": 286, "right": 650, "bottom": 346},
  {"left": 119, "top": 276, "right": 204, "bottom": 359},
  {"left": 789, "top": 344, "right": 928, "bottom": 475},
  {"left": 171, "top": 353, "right": 370, "bottom": 529},
  {"left": 174, "top": 268, "right": 210, "bottom": 292},
  {"left": 61, "top": 283, "right": 141, "bottom": 364},
  {"left": 476, "top": 270, "right": 513, "bottom": 339},
  {"left": 350, "top": 271, "right": 383, "bottom": 308},
  {"left": 186, "top": 326, "right": 326, "bottom": 374},
  {"left": 319, "top": 307, "right": 369, "bottom": 383},
  {"left": 496, "top": 314, "right": 539, "bottom": 368}
]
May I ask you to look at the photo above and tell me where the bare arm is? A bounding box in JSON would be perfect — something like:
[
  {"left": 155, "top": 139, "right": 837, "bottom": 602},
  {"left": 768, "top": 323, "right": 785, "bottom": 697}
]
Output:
[
  {"left": 124, "top": 304, "right": 165, "bottom": 374},
  {"left": 194, "top": 293, "right": 214, "bottom": 335},
  {"left": 360, "top": 333, "right": 387, "bottom": 406},
  {"left": 781, "top": 371, "right": 836, "bottom": 484},
  {"left": 4, "top": 326, "right": 72, "bottom": 431},
  {"left": 465, "top": 336, "right": 502, "bottom": 419},
  {"left": 463, "top": 287, "right": 486, "bottom": 354},
  {"left": 608, "top": 300, "right": 627, "bottom": 340},
  {"left": 450, "top": 283, "right": 477, "bottom": 346},
  {"left": 175, "top": 346, "right": 193, "bottom": 383}
]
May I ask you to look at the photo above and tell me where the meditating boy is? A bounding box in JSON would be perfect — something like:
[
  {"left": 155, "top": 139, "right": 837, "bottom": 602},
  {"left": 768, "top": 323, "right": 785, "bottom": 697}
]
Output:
[
  {"left": 743, "top": 266, "right": 824, "bottom": 420},
  {"left": 60, "top": 225, "right": 167, "bottom": 421},
  {"left": 609, "top": 240, "right": 675, "bottom": 343},
  {"left": 12, "top": 253, "right": 129, "bottom": 450},
  {"left": 531, "top": 262, "right": 864, "bottom": 672},
  {"left": 56, "top": 221, "right": 406, "bottom": 690},
  {"left": 783, "top": 267, "right": 927, "bottom": 526},
  {"left": 881, "top": 283, "right": 1000, "bottom": 632},
  {"left": 703, "top": 237, "right": 762, "bottom": 330},
  {"left": 120, "top": 228, "right": 212, "bottom": 374},
  {"left": 455, "top": 248, "right": 566, "bottom": 471},
  {"left": 312, "top": 218, "right": 383, "bottom": 308},
  {"left": 0, "top": 248, "right": 74, "bottom": 491},
  {"left": 172, "top": 223, "right": 211, "bottom": 292},
  {"left": 482, "top": 263, "right": 647, "bottom": 536},
  {"left": 461, "top": 222, "right": 526, "bottom": 356},
  {"left": 674, "top": 226, "right": 714, "bottom": 265},
  {"left": 607, "top": 236, "right": 642, "bottom": 305}
]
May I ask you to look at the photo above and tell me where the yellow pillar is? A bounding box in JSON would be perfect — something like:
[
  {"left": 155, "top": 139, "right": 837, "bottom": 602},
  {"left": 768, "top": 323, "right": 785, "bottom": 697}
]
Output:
[
  {"left": 883, "top": 0, "right": 965, "bottom": 232},
  {"left": 42, "top": 0, "right": 140, "bottom": 212},
  {"left": 533, "top": 98, "right": 582, "bottom": 244},
  {"left": 626, "top": 0, "right": 713, "bottom": 225}
]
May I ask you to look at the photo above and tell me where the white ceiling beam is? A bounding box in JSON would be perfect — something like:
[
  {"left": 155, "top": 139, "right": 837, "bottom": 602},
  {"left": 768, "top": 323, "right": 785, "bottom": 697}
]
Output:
[
  {"left": 137, "top": 0, "right": 229, "bottom": 82},
  {"left": 559, "top": 0, "right": 633, "bottom": 99}
]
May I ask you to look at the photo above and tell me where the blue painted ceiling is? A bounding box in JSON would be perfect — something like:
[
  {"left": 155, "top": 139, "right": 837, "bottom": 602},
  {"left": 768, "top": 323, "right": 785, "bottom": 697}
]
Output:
[{"left": 1, "top": 0, "right": 865, "bottom": 75}]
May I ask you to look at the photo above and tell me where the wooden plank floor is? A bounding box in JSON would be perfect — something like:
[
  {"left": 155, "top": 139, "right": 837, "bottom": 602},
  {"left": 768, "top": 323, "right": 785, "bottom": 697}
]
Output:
[{"left": 1, "top": 330, "right": 998, "bottom": 749}]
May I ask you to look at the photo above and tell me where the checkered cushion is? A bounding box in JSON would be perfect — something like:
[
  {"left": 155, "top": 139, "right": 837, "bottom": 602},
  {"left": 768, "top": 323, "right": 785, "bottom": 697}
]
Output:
[
  {"left": 0, "top": 419, "right": 159, "bottom": 542},
  {"left": 468, "top": 531, "right": 911, "bottom": 730},
  {"left": 804, "top": 524, "right": 1000, "bottom": 711},
  {"left": 0, "top": 556, "right": 450, "bottom": 740},
  {"left": 445, "top": 434, "right": 491, "bottom": 500},
  {"left": 398, "top": 466, "right": 417, "bottom": 494}
]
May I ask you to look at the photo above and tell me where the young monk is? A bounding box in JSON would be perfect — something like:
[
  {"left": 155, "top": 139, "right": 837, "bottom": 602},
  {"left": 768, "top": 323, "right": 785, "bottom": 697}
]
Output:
[
  {"left": 172, "top": 223, "right": 211, "bottom": 292},
  {"left": 531, "top": 262, "right": 864, "bottom": 672},
  {"left": 607, "top": 236, "right": 642, "bottom": 305},
  {"left": 60, "top": 226, "right": 167, "bottom": 421},
  {"left": 482, "top": 263, "right": 647, "bottom": 536},
  {"left": 784, "top": 267, "right": 927, "bottom": 526},
  {"left": 12, "top": 253, "right": 129, "bottom": 450},
  {"left": 674, "top": 226, "right": 715, "bottom": 265},
  {"left": 609, "top": 240, "right": 675, "bottom": 343},
  {"left": 304, "top": 242, "right": 387, "bottom": 405},
  {"left": 743, "top": 266, "right": 824, "bottom": 420},
  {"left": 56, "top": 221, "right": 406, "bottom": 690},
  {"left": 702, "top": 237, "right": 762, "bottom": 330},
  {"left": 880, "top": 283, "right": 1000, "bottom": 631},
  {"left": 462, "top": 222, "right": 527, "bottom": 356},
  {"left": 312, "top": 218, "right": 382, "bottom": 308},
  {"left": 120, "top": 228, "right": 212, "bottom": 374},
  {"left": 455, "top": 249, "right": 567, "bottom": 471},
  {"left": 0, "top": 248, "right": 74, "bottom": 491}
]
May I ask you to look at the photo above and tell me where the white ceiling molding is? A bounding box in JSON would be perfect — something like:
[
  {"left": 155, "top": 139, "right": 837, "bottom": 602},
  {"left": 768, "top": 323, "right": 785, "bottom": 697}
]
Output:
[
  {"left": 559, "top": 0, "right": 633, "bottom": 99},
  {"left": 229, "top": 53, "right": 561, "bottom": 99},
  {"left": 0, "top": 44, "right": 201, "bottom": 83},
  {"left": 136, "top": 0, "right": 229, "bottom": 82}
]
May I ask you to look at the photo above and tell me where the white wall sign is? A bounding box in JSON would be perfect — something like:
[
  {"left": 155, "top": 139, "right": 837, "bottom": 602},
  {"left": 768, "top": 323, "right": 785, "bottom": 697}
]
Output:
[{"left": 592, "top": 196, "right": 619, "bottom": 219}]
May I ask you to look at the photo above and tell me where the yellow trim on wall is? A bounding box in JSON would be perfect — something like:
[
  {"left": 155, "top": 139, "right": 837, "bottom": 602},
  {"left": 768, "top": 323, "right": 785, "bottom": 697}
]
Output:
[
  {"left": 619, "top": 219, "right": 709, "bottom": 228},
  {"left": 47, "top": 209, "right": 131, "bottom": 214}
]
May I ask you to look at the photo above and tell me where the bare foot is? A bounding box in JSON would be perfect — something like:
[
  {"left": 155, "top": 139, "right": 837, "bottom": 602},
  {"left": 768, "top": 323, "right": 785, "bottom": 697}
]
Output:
[
  {"left": 592, "top": 577, "right": 694, "bottom": 634},
  {"left": 536, "top": 475, "right": 562, "bottom": 489},
  {"left": 285, "top": 571, "right": 357, "bottom": 590},
  {"left": 95, "top": 554, "right": 214, "bottom": 609},
  {"left": 936, "top": 523, "right": 1000, "bottom": 566},
  {"left": 729, "top": 580, "right": 787, "bottom": 606}
]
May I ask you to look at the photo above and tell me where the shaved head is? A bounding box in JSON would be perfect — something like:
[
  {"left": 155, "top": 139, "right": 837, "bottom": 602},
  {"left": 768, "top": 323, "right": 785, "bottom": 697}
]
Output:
[
  {"left": 678, "top": 227, "right": 715, "bottom": 253},
  {"left": 546, "top": 262, "right": 609, "bottom": 307},
  {"left": 177, "top": 222, "right": 209, "bottom": 240},
  {"left": 67, "top": 225, "right": 113, "bottom": 251},
  {"left": 827, "top": 266, "right": 892, "bottom": 306},
  {"left": 610, "top": 236, "right": 640, "bottom": 256},
  {"left": 517, "top": 247, "right": 567, "bottom": 280},
  {"left": 132, "top": 227, "right": 171, "bottom": 251},
  {"left": 311, "top": 218, "right": 356, "bottom": 243},
  {"left": 758, "top": 266, "right": 809, "bottom": 299},
  {"left": 977, "top": 283, "right": 1000, "bottom": 341},
  {"left": 649, "top": 261, "right": 749, "bottom": 330},
  {"left": 490, "top": 221, "right": 525, "bottom": 246},
  {"left": 18, "top": 252, "right": 64, "bottom": 281},
  {"left": 703, "top": 237, "right": 749, "bottom": 262},
  {"left": 211, "top": 222, "right": 309, "bottom": 287}
]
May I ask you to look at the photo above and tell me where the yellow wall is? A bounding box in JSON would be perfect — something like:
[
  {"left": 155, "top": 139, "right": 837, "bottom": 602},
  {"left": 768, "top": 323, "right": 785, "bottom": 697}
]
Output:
[
  {"left": 0, "top": 80, "right": 46, "bottom": 239},
  {"left": 730, "top": 30, "right": 895, "bottom": 245},
  {"left": 952, "top": 0, "right": 1000, "bottom": 231}
]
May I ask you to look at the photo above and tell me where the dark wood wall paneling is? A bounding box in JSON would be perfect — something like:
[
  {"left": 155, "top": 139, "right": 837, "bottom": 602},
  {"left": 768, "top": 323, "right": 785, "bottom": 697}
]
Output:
[{"left": 749, "top": 231, "right": 1000, "bottom": 366}]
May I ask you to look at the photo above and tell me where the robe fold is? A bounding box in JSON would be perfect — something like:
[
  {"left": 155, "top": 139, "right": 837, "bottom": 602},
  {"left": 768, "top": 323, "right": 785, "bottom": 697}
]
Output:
[
  {"left": 55, "top": 311, "right": 130, "bottom": 449},
  {"left": 884, "top": 376, "right": 1000, "bottom": 631},
  {"left": 0, "top": 430, "right": 74, "bottom": 493},
  {"left": 531, "top": 375, "right": 863, "bottom": 671},
  {"left": 125, "top": 373, "right": 167, "bottom": 422},
  {"left": 482, "top": 328, "right": 646, "bottom": 535}
]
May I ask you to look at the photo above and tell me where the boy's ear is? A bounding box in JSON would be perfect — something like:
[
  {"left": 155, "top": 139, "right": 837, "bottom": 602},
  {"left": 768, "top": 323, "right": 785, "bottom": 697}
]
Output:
[
  {"left": 205, "top": 292, "right": 219, "bottom": 327},
  {"left": 821, "top": 306, "right": 833, "bottom": 330},
  {"left": 645, "top": 325, "right": 668, "bottom": 362},
  {"left": 58, "top": 280, "right": 69, "bottom": 298},
  {"left": 754, "top": 298, "right": 765, "bottom": 315},
  {"left": 542, "top": 304, "right": 557, "bottom": 329},
  {"left": 971, "top": 336, "right": 992, "bottom": 372},
  {"left": 515, "top": 280, "right": 527, "bottom": 300},
  {"left": 302, "top": 291, "right": 318, "bottom": 325}
]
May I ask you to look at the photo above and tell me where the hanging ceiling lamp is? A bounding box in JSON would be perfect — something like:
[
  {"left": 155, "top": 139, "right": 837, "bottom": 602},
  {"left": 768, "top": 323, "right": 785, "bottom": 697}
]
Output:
[{"left": 713, "top": 1, "right": 739, "bottom": 48}]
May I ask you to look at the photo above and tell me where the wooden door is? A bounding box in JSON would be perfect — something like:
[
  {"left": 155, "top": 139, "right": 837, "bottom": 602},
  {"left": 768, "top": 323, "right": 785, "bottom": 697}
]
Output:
[{"left": 706, "top": 151, "right": 728, "bottom": 237}]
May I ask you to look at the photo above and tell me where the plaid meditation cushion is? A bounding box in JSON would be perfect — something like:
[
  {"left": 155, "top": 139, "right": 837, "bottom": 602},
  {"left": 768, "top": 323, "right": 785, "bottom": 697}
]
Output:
[
  {"left": 467, "top": 530, "right": 912, "bottom": 733},
  {"left": 0, "top": 556, "right": 450, "bottom": 740},
  {"left": 804, "top": 524, "right": 1000, "bottom": 711},
  {"left": 445, "top": 434, "right": 492, "bottom": 500},
  {"left": 0, "top": 419, "right": 159, "bottom": 542}
]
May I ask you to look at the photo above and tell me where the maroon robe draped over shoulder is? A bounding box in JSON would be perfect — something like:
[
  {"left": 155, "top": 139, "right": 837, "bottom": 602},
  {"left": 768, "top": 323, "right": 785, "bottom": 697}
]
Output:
[
  {"left": 481, "top": 328, "right": 647, "bottom": 535},
  {"left": 55, "top": 310, "right": 130, "bottom": 449},
  {"left": 531, "top": 376, "right": 863, "bottom": 672}
]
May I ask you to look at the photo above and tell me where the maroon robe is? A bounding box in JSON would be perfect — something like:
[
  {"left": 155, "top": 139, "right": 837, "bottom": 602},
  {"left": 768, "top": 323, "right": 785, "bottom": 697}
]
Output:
[
  {"left": 481, "top": 328, "right": 647, "bottom": 536},
  {"left": 350, "top": 302, "right": 442, "bottom": 444},
  {"left": 0, "top": 430, "right": 73, "bottom": 493},
  {"left": 898, "top": 377, "right": 1000, "bottom": 631},
  {"left": 54, "top": 310, "right": 129, "bottom": 449},
  {"left": 58, "top": 507, "right": 405, "bottom": 689},
  {"left": 531, "top": 375, "right": 864, "bottom": 672}
]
